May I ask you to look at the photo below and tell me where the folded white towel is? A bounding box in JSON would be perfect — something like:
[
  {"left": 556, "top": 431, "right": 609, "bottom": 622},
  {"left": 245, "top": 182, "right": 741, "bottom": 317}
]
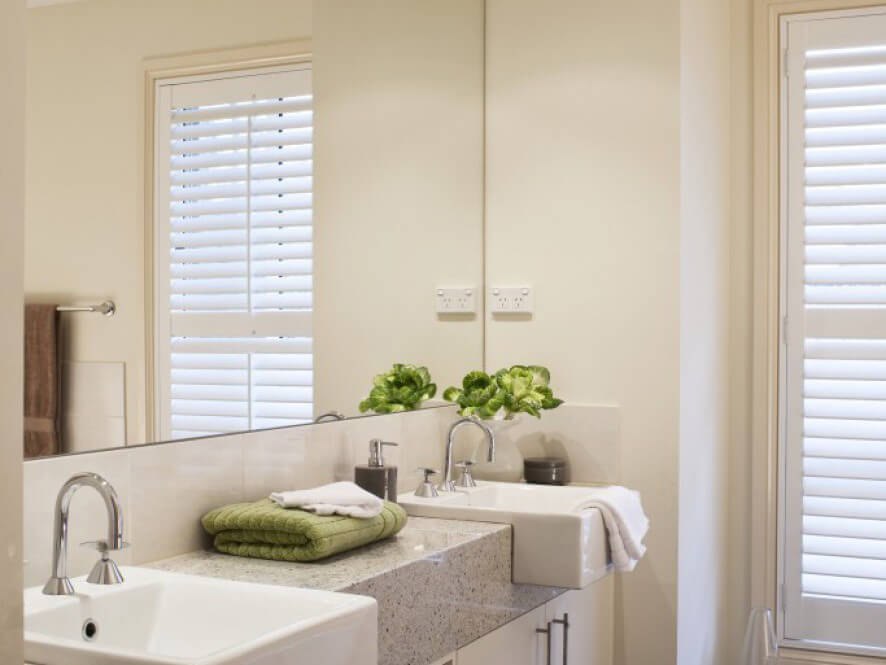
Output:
[
  {"left": 573, "top": 486, "right": 649, "bottom": 572},
  {"left": 270, "top": 481, "right": 384, "bottom": 519}
]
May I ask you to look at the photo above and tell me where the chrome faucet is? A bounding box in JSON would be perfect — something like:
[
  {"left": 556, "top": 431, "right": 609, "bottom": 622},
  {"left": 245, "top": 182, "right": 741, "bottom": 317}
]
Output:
[
  {"left": 440, "top": 417, "right": 495, "bottom": 492},
  {"left": 43, "top": 472, "right": 127, "bottom": 596}
]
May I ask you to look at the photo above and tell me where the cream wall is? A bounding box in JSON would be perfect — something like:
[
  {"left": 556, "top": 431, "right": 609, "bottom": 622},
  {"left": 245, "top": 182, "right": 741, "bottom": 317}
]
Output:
[
  {"left": 677, "top": 0, "right": 732, "bottom": 663},
  {"left": 485, "top": 1, "right": 682, "bottom": 664},
  {"left": 0, "top": 0, "right": 25, "bottom": 660},
  {"left": 24, "top": 0, "right": 313, "bottom": 446},
  {"left": 312, "top": 0, "right": 485, "bottom": 418}
]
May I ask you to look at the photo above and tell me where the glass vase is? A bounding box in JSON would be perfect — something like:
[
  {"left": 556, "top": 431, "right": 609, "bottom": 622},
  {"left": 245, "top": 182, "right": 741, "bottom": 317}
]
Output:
[
  {"left": 470, "top": 415, "right": 524, "bottom": 482},
  {"left": 740, "top": 607, "right": 778, "bottom": 665}
]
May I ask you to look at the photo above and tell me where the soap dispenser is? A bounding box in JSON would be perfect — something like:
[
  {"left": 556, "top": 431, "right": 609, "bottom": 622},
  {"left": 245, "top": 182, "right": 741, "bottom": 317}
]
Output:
[{"left": 355, "top": 439, "right": 398, "bottom": 502}]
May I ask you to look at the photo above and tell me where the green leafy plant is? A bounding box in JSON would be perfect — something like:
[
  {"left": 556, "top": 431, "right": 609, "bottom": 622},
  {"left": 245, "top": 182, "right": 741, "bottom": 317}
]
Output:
[
  {"left": 443, "top": 365, "right": 563, "bottom": 419},
  {"left": 441, "top": 371, "right": 500, "bottom": 419},
  {"left": 359, "top": 364, "right": 437, "bottom": 414}
]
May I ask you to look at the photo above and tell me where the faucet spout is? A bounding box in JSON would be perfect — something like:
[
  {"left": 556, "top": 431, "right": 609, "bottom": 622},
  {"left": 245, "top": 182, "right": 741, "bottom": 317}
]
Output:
[
  {"left": 42, "top": 472, "right": 126, "bottom": 596},
  {"left": 440, "top": 417, "right": 496, "bottom": 492}
]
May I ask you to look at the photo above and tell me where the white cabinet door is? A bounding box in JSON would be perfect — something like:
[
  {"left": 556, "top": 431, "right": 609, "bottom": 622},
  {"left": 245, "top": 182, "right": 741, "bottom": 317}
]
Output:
[
  {"left": 545, "top": 575, "right": 614, "bottom": 665},
  {"left": 456, "top": 605, "right": 547, "bottom": 665}
]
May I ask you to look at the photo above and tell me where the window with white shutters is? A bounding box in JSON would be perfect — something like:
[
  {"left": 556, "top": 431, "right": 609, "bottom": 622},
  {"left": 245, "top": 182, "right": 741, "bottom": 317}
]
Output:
[
  {"left": 153, "top": 65, "right": 313, "bottom": 440},
  {"left": 782, "top": 8, "right": 886, "bottom": 655}
]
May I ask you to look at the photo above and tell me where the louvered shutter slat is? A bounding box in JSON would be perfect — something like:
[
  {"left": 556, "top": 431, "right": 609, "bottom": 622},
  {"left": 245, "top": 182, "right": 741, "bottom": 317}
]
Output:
[
  {"left": 806, "top": 203, "right": 886, "bottom": 224},
  {"left": 170, "top": 145, "right": 312, "bottom": 169},
  {"left": 803, "top": 575, "right": 886, "bottom": 601},
  {"left": 804, "top": 398, "right": 886, "bottom": 419},
  {"left": 805, "top": 496, "right": 886, "bottom": 519},
  {"left": 807, "top": 105, "right": 886, "bottom": 127},
  {"left": 805, "top": 417, "right": 886, "bottom": 440},
  {"left": 171, "top": 209, "right": 312, "bottom": 233},
  {"left": 170, "top": 128, "right": 312, "bottom": 155},
  {"left": 805, "top": 436, "right": 886, "bottom": 459},
  {"left": 805, "top": 534, "right": 886, "bottom": 559},
  {"left": 170, "top": 175, "right": 311, "bottom": 201},
  {"left": 805, "top": 477, "right": 886, "bottom": 500},
  {"left": 171, "top": 96, "right": 311, "bottom": 122},
  {"left": 806, "top": 164, "right": 886, "bottom": 185},
  {"left": 169, "top": 111, "right": 312, "bottom": 140}
]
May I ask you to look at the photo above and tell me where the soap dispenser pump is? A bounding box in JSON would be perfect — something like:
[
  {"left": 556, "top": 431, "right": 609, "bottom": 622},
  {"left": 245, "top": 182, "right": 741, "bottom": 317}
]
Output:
[{"left": 355, "top": 439, "right": 398, "bottom": 502}]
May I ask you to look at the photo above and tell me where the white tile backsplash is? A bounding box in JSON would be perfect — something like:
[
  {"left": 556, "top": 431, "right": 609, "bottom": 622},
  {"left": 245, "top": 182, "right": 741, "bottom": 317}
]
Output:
[
  {"left": 128, "top": 434, "right": 245, "bottom": 564},
  {"left": 61, "top": 361, "right": 126, "bottom": 453}
]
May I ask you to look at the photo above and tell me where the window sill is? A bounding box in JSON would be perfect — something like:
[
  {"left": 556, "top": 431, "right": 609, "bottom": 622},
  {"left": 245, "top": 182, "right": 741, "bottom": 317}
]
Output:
[{"left": 779, "top": 647, "right": 886, "bottom": 665}]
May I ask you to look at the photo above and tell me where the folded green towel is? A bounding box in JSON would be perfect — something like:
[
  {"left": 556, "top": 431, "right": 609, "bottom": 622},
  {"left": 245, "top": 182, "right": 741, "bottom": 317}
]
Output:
[{"left": 201, "top": 499, "right": 407, "bottom": 562}]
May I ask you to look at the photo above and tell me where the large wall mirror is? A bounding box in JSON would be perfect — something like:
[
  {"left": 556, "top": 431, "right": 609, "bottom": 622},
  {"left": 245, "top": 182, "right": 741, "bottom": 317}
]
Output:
[{"left": 23, "top": 0, "right": 485, "bottom": 458}]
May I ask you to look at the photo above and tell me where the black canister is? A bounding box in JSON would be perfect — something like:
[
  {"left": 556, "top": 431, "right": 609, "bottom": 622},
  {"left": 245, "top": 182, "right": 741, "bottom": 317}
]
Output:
[{"left": 523, "top": 456, "right": 568, "bottom": 485}]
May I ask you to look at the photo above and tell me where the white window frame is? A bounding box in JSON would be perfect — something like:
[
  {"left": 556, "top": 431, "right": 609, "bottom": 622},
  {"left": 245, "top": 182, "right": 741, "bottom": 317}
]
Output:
[
  {"left": 141, "top": 44, "right": 311, "bottom": 442},
  {"left": 148, "top": 52, "right": 313, "bottom": 441},
  {"left": 778, "top": 5, "right": 886, "bottom": 658}
]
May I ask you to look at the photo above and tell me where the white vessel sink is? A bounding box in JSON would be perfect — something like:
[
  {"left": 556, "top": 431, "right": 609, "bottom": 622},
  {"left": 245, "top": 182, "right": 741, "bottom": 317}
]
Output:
[
  {"left": 24, "top": 567, "right": 377, "bottom": 665},
  {"left": 399, "top": 481, "right": 611, "bottom": 588}
]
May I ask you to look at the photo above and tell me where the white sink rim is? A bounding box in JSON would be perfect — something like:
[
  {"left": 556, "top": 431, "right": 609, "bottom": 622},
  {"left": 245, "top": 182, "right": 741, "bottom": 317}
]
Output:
[{"left": 24, "top": 566, "right": 377, "bottom": 665}]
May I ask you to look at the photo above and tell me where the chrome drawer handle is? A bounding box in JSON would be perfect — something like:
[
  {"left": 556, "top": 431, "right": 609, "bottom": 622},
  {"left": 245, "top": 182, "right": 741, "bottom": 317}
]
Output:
[
  {"left": 536, "top": 621, "right": 553, "bottom": 665},
  {"left": 553, "top": 613, "right": 569, "bottom": 665}
]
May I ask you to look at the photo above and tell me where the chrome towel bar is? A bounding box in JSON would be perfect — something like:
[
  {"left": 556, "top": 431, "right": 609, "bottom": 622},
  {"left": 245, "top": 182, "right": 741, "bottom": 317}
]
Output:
[{"left": 56, "top": 301, "right": 116, "bottom": 317}]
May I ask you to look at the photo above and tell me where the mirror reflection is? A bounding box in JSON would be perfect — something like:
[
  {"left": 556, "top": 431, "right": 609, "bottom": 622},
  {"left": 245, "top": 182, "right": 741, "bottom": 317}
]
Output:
[{"left": 23, "top": 0, "right": 484, "bottom": 458}]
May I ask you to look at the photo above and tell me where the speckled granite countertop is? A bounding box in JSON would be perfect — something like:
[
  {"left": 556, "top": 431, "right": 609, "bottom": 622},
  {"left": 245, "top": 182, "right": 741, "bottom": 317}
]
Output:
[{"left": 147, "top": 516, "right": 565, "bottom": 665}]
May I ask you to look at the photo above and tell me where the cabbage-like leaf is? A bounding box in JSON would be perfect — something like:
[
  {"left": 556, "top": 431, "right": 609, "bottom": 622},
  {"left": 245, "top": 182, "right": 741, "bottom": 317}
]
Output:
[
  {"left": 358, "top": 363, "right": 437, "bottom": 414},
  {"left": 463, "top": 370, "right": 493, "bottom": 392},
  {"left": 527, "top": 365, "right": 551, "bottom": 387}
]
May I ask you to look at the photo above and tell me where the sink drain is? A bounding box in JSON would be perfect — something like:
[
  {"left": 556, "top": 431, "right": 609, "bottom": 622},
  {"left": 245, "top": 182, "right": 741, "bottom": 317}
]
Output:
[{"left": 81, "top": 618, "right": 98, "bottom": 641}]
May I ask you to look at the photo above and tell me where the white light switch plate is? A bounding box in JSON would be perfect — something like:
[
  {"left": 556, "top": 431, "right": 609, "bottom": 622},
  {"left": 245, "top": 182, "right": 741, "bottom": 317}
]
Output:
[
  {"left": 436, "top": 287, "right": 476, "bottom": 313},
  {"left": 490, "top": 286, "right": 533, "bottom": 313}
]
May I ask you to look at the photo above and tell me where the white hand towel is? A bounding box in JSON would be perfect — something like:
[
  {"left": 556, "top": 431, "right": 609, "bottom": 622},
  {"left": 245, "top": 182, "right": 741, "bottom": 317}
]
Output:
[
  {"left": 270, "top": 481, "right": 384, "bottom": 519},
  {"left": 574, "top": 486, "right": 649, "bottom": 572}
]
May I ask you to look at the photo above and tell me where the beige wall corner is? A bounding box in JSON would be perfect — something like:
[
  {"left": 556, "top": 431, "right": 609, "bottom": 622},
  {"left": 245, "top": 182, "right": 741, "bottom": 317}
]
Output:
[
  {"left": 0, "top": 0, "right": 25, "bottom": 661},
  {"left": 677, "top": 0, "right": 733, "bottom": 663}
]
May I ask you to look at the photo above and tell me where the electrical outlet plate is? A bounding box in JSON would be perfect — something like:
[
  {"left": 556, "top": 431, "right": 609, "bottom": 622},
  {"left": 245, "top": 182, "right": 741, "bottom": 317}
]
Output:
[
  {"left": 436, "top": 287, "right": 477, "bottom": 314},
  {"left": 489, "top": 286, "right": 533, "bottom": 314}
]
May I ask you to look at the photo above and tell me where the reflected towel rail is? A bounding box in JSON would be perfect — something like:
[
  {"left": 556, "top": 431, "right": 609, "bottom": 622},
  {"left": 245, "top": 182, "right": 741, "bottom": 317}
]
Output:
[{"left": 56, "top": 301, "right": 116, "bottom": 317}]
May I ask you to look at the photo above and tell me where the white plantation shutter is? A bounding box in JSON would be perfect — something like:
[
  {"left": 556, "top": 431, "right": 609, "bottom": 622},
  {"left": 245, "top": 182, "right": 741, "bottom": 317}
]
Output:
[
  {"left": 783, "top": 9, "right": 886, "bottom": 654},
  {"left": 154, "top": 66, "right": 314, "bottom": 440}
]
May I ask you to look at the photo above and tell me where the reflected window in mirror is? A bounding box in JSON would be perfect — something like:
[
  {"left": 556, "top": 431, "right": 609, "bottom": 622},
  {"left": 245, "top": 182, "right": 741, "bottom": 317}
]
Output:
[{"left": 153, "top": 65, "right": 314, "bottom": 441}]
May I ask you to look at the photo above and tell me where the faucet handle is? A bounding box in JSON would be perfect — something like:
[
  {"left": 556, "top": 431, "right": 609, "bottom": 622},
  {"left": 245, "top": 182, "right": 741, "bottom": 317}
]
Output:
[
  {"left": 81, "top": 541, "right": 127, "bottom": 585},
  {"left": 81, "top": 539, "right": 130, "bottom": 553},
  {"left": 455, "top": 460, "right": 477, "bottom": 488},
  {"left": 414, "top": 468, "right": 439, "bottom": 498},
  {"left": 417, "top": 467, "right": 438, "bottom": 479}
]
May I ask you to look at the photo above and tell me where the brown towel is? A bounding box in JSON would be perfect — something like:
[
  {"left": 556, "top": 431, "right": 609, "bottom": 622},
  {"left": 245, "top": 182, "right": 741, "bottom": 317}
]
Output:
[{"left": 24, "top": 304, "right": 61, "bottom": 457}]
